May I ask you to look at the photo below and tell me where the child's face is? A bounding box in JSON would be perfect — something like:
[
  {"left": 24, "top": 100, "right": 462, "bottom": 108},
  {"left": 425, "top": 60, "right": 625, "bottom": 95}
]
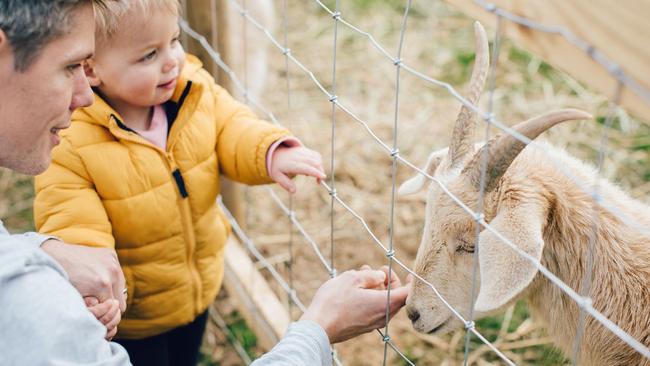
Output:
[{"left": 89, "top": 6, "right": 185, "bottom": 109}]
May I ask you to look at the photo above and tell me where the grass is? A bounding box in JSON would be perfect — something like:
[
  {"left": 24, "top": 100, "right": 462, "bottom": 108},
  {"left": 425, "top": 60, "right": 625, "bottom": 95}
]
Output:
[{"left": 199, "top": 310, "right": 258, "bottom": 366}]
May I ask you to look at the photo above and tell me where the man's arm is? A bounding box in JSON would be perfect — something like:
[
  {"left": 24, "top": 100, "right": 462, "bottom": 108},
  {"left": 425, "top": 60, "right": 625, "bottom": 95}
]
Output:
[
  {"left": 0, "top": 219, "right": 125, "bottom": 310},
  {"left": 251, "top": 267, "right": 411, "bottom": 365},
  {"left": 0, "top": 244, "right": 130, "bottom": 365},
  {"left": 41, "top": 239, "right": 126, "bottom": 312},
  {"left": 251, "top": 320, "right": 332, "bottom": 366}
]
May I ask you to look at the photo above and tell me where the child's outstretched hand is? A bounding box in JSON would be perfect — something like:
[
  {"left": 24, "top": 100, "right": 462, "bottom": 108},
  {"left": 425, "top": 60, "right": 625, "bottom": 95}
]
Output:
[
  {"left": 270, "top": 142, "right": 326, "bottom": 193},
  {"left": 85, "top": 296, "right": 122, "bottom": 340}
]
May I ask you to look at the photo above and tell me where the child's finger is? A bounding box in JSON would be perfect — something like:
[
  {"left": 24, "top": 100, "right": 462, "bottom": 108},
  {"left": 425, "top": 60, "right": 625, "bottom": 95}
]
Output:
[
  {"left": 100, "top": 300, "right": 120, "bottom": 326},
  {"left": 289, "top": 163, "right": 326, "bottom": 179},
  {"left": 87, "top": 301, "right": 112, "bottom": 320},
  {"left": 106, "top": 326, "right": 118, "bottom": 341},
  {"left": 274, "top": 173, "right": 296, "bottom": 193},
  {"left": 298, "top": 153, "right": 325, "bottom": 170},
  {"left": 84, "top": 296, "right": 99, "bottom": 307},
  {"left": 302, "top": 154, "right": 324, "bottom": 168},
  {"left": 103, "top": 308, "right": 122, "bottom": 331}
]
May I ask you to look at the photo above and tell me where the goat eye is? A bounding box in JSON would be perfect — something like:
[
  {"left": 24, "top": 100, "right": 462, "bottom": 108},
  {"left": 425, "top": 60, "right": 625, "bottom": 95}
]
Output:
[
  {"left": 455, "top": 238, "right": 475, "bottom": 253},
  {"left": 456, "top": 246, "right": 475, "bottom": 254}
]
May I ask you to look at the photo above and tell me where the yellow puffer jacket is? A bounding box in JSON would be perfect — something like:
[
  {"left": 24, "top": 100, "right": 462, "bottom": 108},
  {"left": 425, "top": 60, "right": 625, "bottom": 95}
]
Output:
[{"left": 34, "top": 55, "right": 290, "bottom": 339}]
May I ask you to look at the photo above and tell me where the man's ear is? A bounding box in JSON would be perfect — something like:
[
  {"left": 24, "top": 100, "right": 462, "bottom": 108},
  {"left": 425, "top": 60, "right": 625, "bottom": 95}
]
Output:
[
  {"left": 0, "top": 28, "right": 7, "bottom": 49},
  {"left": 474, "top": 202, "right": 545, "bottom": 312},
  {"left": 84, "top": 59, "right": 101, "bottom": 87},
  {"left": 0, "top": 29, "right": 13, "bottom": 65}
]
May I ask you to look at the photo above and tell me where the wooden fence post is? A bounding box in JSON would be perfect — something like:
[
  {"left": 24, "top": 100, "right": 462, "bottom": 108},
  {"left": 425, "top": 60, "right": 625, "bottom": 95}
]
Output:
[
  {"left": 183, "top": 0, "right": 289, "bottom": 352},
  {"left": 184, "top": 0, "right": 246, "bottom": 228}
]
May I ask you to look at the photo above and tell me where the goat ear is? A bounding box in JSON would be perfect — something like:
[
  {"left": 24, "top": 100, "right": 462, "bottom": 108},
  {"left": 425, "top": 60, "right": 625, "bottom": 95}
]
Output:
[
  {"left": 398, "top": 148, "right": 447, "bottom": 196},
  {"left": 474, "top": 203, "right": 545, "bottom": 312}
]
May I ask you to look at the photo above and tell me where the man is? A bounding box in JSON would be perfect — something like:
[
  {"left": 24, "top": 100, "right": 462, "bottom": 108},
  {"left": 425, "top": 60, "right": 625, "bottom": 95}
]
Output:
[
  {"left": 0, "top": 0, "right": 128, "bottom": 307},
  {"left": 0, "top": 1, "right": 130, "bottom": 364},
  {"left": 0, "top": 2, "right": 410, "bottom": 365}
]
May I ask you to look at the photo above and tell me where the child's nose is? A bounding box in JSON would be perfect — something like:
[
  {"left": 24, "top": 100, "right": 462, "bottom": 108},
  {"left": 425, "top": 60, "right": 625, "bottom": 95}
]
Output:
[{"left": 162, "top": 56, "right": 178, "bottom": 74}]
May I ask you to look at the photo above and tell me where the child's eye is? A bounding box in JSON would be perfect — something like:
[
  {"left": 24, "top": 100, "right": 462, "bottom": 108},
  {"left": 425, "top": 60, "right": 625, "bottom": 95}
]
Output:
[{"left": 142, "top": 50, "right": 157, "bottom": 61}]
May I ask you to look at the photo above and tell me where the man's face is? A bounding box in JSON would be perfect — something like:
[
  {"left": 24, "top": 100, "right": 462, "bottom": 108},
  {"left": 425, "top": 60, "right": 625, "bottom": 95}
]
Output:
[{"left": 0, "top": 4, "right": 95, "bottom": 175}]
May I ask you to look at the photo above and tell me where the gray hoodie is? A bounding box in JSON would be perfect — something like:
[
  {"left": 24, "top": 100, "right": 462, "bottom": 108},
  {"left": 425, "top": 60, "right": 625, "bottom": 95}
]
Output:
[
  {"left": 0, "top": 220, "right": 131, "bottom": 365},
  {"left": 0, "top": 220, "right": 332, "bottom": 365}
]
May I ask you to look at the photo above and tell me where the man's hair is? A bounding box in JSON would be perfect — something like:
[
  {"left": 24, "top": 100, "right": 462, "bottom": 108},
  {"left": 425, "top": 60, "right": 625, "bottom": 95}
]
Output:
[
  {"left": 0, "top": 0, "right": 109, "bottom": 72},
  {"left": 95, "top": 0, "right": 181, "bottom": 44}
]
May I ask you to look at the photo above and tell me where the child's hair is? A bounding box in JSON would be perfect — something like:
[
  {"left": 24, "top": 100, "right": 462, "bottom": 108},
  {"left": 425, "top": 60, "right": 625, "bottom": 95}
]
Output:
[{"left": 94, "top": 0, "right": 181, "bottom": 44}]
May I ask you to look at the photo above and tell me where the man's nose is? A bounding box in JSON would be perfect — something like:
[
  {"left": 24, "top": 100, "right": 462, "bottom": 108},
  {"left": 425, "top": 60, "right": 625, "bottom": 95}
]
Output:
[{"left": 70, "top": 70, "right": 94, "bottom": 110}]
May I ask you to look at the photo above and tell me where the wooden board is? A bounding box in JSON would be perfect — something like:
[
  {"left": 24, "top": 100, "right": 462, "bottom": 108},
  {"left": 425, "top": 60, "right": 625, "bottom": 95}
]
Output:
[
  {"left": 443, "top": 0, "right": 650, "bottom": 123},
  {"left": 222, "top": 235, "right": 290, "bottom": 351}
]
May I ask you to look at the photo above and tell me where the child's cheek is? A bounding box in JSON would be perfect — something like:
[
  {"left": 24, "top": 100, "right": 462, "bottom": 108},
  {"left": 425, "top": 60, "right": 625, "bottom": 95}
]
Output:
[{"left": 176, "top": 49, "right": 186, "bottom": 73}]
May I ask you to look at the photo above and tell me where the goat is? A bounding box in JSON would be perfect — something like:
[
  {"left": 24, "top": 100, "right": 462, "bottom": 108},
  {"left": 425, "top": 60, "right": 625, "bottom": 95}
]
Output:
[{"left": 399, "top": 21, "right": 650, "bottom": 365}]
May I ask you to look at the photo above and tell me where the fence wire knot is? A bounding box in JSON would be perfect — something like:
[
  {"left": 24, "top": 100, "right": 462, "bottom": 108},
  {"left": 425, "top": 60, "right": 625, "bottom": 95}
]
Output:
[
  {"left": 473, "top": 212, "right": 485, "bottom": 222},
  {"left": 288, "top": 210, "right": 296, "bottom": 220},
  {"left": 386, "top": 249, "right": 396, "bottom": 258},
  {"left": 329, "top": 268, "right": 338, "bottom": 278},
  {"left": 393, "top": 58, "right": 403, "bottom": 67},
  {"left": 465, "top": 320, "right": 476, "bottom": 330},
  {"left": 484, "top": 112, "right": 496, "bottom": 124},
  {"left": 332, "top": 11, "right": 341, "bottom": 20},
  {"left": 390, "top": 148, "right": 400, "bottom": 158},
  {"left": 329, "top": 188, "right": 338, "bottom": 198},
  {"left": 283, "top": 48, "right": 292, "bottom": 56},
  {"left": 485, "top": 2, "right": 497, "bottom": 12},
  {"left": 382, "top": 334, "right": 391, "bottom": 343},
  {"left": 608, "top": 64, "right": 624, "bottom": 79},
  {"left": 329, "top": 94, "right": 338, "bottom": 103},
  {"left": 579, "top": 296, "right": 593, "bottom": 310}
]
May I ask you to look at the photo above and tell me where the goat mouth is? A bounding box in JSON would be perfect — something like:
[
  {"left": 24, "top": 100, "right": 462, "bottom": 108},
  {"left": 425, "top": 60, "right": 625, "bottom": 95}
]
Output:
[{"left": 427, "top": 318, "right": 450, "bottom": 334}]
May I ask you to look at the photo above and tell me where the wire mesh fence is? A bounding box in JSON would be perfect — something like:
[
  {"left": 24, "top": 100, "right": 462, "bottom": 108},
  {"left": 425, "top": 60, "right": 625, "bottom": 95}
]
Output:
[{"left": 181, "top": 0, "right": 650, "bottom": 364}]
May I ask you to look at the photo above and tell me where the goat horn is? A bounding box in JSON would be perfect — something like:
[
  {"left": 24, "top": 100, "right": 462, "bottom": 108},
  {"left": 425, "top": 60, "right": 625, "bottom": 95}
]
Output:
[
  {"left": 462, "top": 109, "right": 592, "bottom": 192},
  {"left": 448, "top": 21, "right": 490, "bottom": 168}
]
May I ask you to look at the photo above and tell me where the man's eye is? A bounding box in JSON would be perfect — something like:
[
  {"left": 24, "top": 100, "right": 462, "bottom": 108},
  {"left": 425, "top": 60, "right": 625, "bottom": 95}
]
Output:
[{"left": 66, "top": 63, "right": 82, "bottom": 72}]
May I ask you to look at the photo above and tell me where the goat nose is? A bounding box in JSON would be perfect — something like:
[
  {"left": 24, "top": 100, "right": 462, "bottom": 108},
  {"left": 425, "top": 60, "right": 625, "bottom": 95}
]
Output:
[{"left": 407, "top": 307, "right": 420, "bottom": 323}]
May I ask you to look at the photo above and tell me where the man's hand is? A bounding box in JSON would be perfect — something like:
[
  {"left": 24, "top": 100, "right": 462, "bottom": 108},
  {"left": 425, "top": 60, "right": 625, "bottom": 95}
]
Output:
[
  {"left": 300, "top": 265, "right": 412, "bottom": 344},
  {"left": 270, "top": 145, "right": 326, "bottom": 193},
  {"left": 85, "top": 297, "right": 121, "bottom": 340},
  {"left": 41, "top": 239, "right": 126, "bottom": 312}
]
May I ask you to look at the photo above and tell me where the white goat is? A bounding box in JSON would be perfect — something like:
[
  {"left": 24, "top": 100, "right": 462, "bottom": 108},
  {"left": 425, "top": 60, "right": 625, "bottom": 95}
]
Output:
[{"left": 399, "top": 21, "right": 650, "bottom": 365}]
